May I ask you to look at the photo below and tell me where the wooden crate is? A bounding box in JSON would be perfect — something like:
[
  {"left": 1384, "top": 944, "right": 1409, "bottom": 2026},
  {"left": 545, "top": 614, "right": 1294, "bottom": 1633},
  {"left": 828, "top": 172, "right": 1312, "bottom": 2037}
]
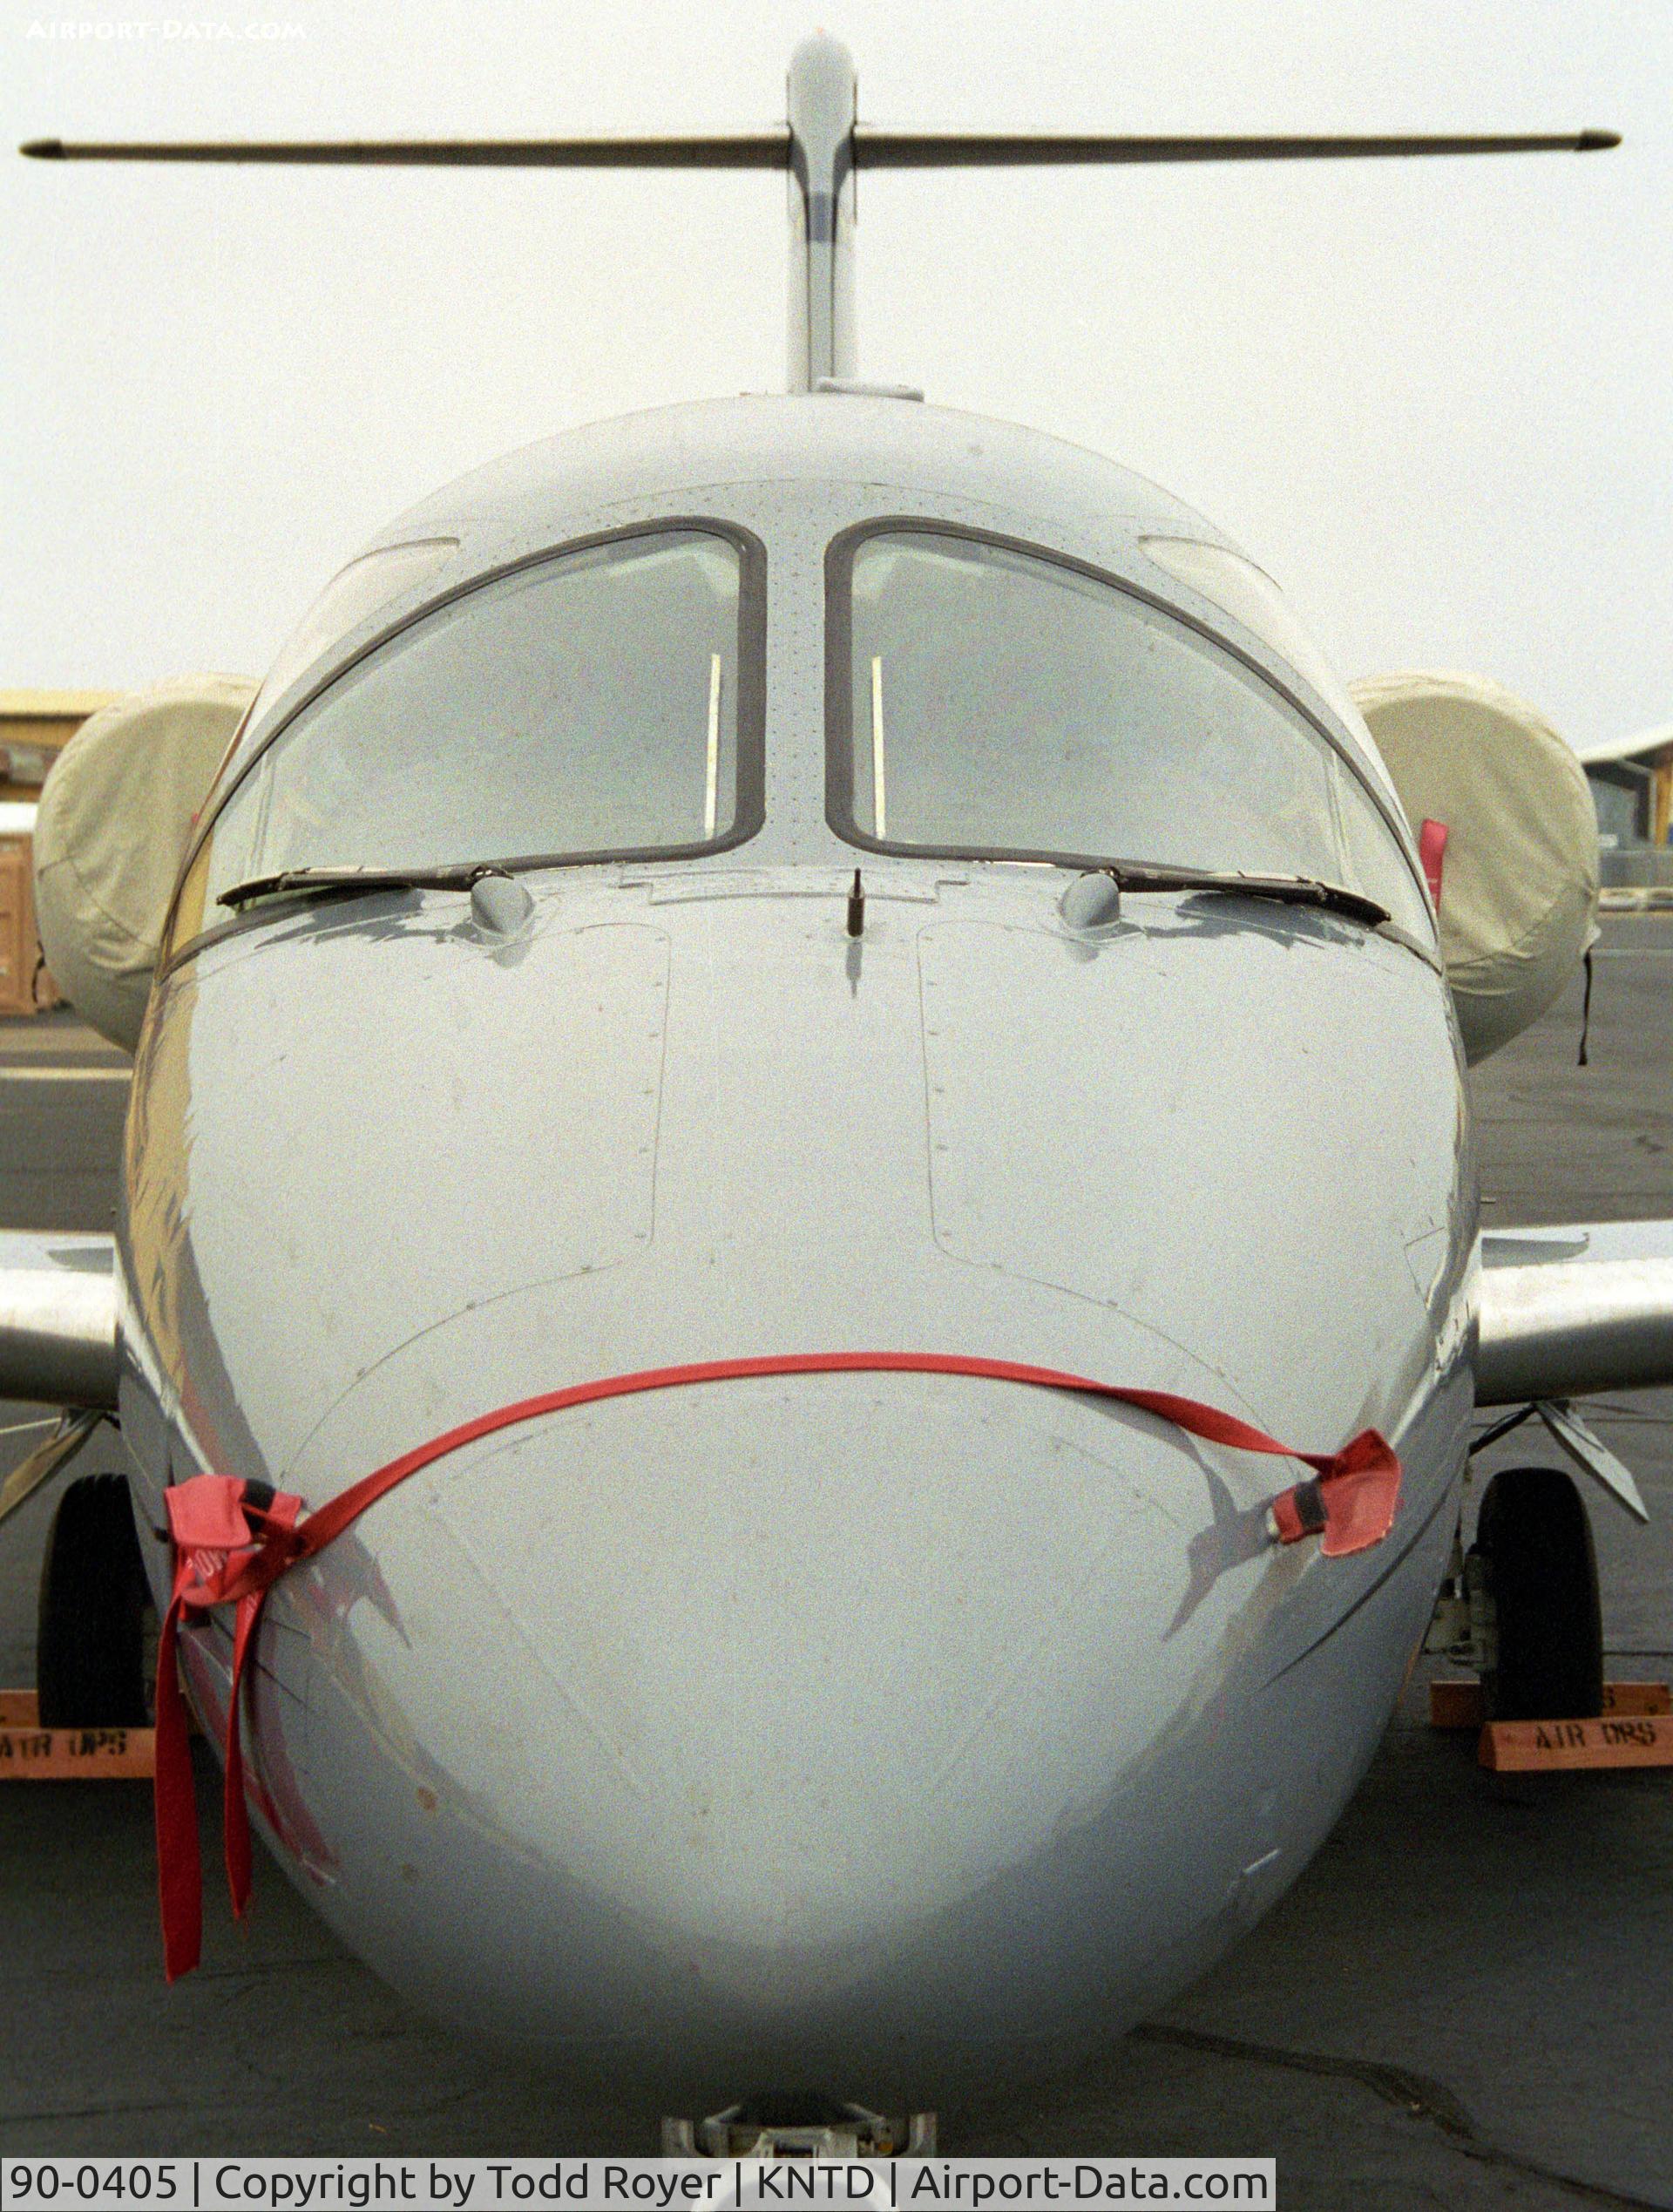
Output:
[
  {"left": 0, "top": 838, "right": 56, "bottom": 1015},
  {"left": 0, "top": 843, "right": 34, "bottom": 1015}
]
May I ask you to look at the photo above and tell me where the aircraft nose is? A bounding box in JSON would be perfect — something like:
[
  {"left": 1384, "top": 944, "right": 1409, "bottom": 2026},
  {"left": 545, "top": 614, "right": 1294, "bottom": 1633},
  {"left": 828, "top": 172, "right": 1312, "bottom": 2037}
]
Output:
[{"left": 291, "top": 1362, "right": 1281, "bottom": 2049}]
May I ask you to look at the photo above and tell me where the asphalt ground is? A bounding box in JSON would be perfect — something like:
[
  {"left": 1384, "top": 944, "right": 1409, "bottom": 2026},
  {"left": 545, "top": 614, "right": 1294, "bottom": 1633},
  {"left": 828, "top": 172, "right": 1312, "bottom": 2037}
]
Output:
[{"left": 1, "top": 925, "right": 1670, "bottom": 2203}]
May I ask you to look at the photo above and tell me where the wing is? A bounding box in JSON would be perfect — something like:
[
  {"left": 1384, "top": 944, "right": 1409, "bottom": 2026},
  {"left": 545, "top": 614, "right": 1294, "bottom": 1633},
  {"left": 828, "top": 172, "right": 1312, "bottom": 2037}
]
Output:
[
  {"left": 1476, "top": 1222, "right": 1673, "bottom": 1406},
  {"left": 0, "top": 1232, "right": 118, "bottom": 1411}
]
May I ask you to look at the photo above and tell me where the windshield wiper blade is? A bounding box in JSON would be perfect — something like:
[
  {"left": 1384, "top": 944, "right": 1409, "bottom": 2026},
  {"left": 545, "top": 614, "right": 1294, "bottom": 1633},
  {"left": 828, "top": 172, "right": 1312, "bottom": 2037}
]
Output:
[
  {"left": 218, "top": 863, "right": 497, "bottom": 911},
  {"left": 1095, "top": 864, "right": 1389, "bottom": 929}
]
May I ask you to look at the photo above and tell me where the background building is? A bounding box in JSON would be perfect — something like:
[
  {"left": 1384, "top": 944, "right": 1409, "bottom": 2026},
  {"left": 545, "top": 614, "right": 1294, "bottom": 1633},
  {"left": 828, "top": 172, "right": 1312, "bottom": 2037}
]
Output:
[{"left": 1579, "top": 725, "right": 1673, "bottom": 888}]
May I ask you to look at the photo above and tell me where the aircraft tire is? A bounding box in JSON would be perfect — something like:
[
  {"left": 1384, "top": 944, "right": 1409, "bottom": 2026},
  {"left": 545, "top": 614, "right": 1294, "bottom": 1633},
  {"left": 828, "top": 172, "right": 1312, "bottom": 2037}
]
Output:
[
  {"left": 1473, "top": 1464, "right": 1603, "bottom": 1722},
  {"left": 36, "top": 1472, "right": 153, "bottom": 1727}
]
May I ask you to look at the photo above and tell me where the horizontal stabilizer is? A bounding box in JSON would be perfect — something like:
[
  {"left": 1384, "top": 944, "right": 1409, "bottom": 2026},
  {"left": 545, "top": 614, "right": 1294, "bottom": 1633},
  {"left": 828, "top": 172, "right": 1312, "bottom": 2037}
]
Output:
[
  {"left": 19, "top": 132, "right": 789, "bottom": 167},
  {"left": 855, "top": 128, "right": 1620, "bottom": 166},
  {"left": 1477, "top": 1223, "right": 1673, "bottom": 1406},
  {"left": 17, "top": 28, "right": 1621, "bottom": 401},
  {"left": 19, "top": 127, "right": 1619, "bottom": 168}
]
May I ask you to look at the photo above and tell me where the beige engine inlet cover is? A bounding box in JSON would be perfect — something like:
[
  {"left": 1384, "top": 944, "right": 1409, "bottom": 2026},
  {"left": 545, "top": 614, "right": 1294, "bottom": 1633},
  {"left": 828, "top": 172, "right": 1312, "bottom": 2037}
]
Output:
[
  {"left": 33, "top": 675, "right": 255, "bottom": 1053},
  {"left": 1352, "top": 671, "right": 1599, "bottom": 1064}
]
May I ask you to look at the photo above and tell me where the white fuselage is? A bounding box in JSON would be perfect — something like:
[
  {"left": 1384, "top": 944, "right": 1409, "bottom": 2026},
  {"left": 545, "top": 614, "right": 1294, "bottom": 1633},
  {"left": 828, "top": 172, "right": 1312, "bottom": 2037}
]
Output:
[{"left": 117, "top": 396, "right": 1476, "bottom": 2103}]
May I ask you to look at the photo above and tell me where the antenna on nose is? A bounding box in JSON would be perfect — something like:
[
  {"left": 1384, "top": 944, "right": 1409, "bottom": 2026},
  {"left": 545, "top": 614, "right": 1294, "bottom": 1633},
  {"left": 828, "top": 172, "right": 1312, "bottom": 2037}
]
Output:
[{"left": 785, "top": 33, "right": 857, "bottom": 392}]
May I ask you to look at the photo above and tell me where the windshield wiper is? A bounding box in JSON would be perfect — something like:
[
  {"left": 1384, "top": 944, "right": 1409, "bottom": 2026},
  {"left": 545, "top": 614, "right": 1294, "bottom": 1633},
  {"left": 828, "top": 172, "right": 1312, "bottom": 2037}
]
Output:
[
  {"left": 218, "top": 862, "right": 501, "bottom": 912},
  {"left": 1084, "top": 863, "right": 1389, "bottom": 930}
]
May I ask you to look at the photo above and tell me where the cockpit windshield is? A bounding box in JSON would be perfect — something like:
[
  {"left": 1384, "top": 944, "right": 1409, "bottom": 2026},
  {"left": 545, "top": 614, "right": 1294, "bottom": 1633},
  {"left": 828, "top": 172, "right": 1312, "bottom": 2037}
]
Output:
[
  {"left": 828, "top": 525, "right": 1433, "bottom": 939},
  {"left": 185, "top": 524, "right": 762, "bottom": 927}
]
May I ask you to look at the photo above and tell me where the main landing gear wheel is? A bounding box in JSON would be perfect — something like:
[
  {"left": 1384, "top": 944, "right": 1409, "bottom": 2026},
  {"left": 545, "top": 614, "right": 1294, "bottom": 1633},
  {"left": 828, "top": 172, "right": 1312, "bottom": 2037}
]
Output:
[
  {"left": 1473, "top": 1464, "right": 1603, "bottom": 1722},
  {"left": 36, "top": 1472, "right": 154, "bottom": 1727}
]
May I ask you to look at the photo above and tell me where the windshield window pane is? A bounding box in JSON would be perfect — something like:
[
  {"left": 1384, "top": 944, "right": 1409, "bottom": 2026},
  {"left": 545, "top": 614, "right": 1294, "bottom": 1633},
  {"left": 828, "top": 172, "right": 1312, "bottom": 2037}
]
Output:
[
  {"left": 243, "top": 538, "right": 460, "bottom": 736},
  {"left": 197, "top": 526, "right": 756, "bottom": 915},
  {"left": 836, "top": 528, "right": 1429, "bottom": 927}
]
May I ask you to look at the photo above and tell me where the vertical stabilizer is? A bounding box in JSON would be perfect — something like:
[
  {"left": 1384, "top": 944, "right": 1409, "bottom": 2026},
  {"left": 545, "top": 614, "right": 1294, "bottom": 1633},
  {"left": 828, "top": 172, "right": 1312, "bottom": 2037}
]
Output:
[{"left": 786, "top": 34, "right": 857, "bottom": 392}]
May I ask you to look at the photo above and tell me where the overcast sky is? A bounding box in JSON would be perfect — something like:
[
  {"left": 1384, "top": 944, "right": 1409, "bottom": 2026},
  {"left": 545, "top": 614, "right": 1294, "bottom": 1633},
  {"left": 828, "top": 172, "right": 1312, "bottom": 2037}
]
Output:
[{"left": 3, "top": 0, "right": 1668, "bottom": 751}]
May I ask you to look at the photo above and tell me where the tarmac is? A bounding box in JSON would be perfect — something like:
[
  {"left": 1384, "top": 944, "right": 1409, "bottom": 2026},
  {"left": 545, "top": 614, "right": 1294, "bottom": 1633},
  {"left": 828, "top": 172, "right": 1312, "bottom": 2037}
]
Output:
[{"left": 1, "top": 920, "right": 1670, "bottom": 2204}]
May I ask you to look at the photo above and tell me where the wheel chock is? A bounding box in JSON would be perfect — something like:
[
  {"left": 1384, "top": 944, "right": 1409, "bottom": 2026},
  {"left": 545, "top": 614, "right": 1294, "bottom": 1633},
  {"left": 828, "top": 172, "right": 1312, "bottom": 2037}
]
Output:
[
  {"left": 0, "top": 1690, "right": 154, "bottom": 1779},
  {"left": 1429, "top": 1679, "right": 1671, "bottom": 1729},
  {"left": 1478, "top": 1713, "right": 1673, "bottom": 1772}
]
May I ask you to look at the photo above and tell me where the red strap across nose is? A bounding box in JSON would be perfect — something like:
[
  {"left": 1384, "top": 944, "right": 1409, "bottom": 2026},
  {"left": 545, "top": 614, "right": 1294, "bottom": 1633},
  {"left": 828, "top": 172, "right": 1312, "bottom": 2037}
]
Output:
[{"left": 153, "top": 1350, "right": 1401, "bottom": 1980}]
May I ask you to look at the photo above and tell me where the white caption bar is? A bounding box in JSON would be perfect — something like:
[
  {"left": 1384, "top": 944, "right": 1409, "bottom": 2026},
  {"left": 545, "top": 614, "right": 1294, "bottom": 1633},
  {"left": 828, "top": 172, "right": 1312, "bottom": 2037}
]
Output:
[{"left": 1, "top": 2160, "right": 1276, "bottom": 2210}]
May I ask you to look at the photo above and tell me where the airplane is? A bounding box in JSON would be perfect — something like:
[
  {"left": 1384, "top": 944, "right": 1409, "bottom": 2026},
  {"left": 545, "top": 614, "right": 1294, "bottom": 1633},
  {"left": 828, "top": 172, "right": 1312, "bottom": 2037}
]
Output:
[{"left": 7, "top": 31, "right": 1670, "bottom": 2159}]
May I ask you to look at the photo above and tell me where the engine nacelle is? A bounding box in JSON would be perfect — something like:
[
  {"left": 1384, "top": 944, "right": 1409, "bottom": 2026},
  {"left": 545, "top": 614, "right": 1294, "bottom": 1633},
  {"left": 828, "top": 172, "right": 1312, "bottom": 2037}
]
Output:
[
  {"left": 1351, "top": 672, "right": 1598, "bottom": 1065},
  {"left": 34, "top": 675, "right": 254, "bottom": 1052}
]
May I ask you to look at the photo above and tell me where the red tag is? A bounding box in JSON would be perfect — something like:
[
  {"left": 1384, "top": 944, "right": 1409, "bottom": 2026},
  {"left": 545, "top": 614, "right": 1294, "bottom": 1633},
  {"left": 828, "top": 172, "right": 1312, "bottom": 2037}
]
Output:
[
  {"left": 1270, "top": 1429, "right": 1403, "bottom": 1556},
  {"left": 1419, "top": 818, "right": 1449, "bottom": 909}
]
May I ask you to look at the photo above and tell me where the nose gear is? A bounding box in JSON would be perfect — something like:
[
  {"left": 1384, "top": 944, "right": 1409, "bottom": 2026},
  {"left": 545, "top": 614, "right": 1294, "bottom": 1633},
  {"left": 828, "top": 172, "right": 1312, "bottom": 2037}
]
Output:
[{"left": 662, "top": 2093, "right": 937, "bottom": 2158}]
